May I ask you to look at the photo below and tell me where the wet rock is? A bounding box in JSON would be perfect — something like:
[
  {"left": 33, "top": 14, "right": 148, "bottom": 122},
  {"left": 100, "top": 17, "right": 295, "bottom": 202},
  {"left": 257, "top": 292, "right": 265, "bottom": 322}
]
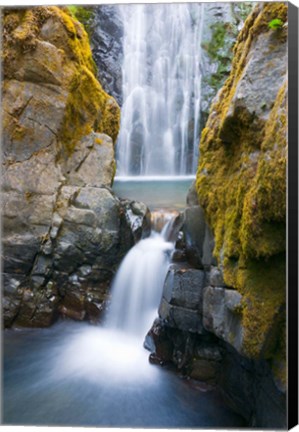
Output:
[
  {"left": 159, "top": 299, "right": 204, "bottom": 333},
  {"left": 84, "top": 298, "right": 106, "bottom": 324},
  {"left": 59, "top": 290, "right": 86, "bottom": 321},
  {"left": 189, "top": 359, "right": 219, "bottom": 382},
  {"left": 171, "top": 249, "right": 187, "bottom": 263},
  {"left": 199, "top": 3, "right": 247, "bottom": 129},
  {"left": 158, "top": 264, "right": 206, "bottom": 334},
  {"left": 2, "top": 234, "right": 41, "bottom": 274},
  {"left": 122, "top": 199, "right": 151, "bottom": 243},
  {"left": 209, "top": 266, "right": 226, "bottom": 287},
  {"left": 195, "top": 343, "right": 223, "bottom": 362},
  {"left": 13, "top": 289, "right": 59, "bottom": 328},
  {"left": 2, "top": 80, "right": 67, "bottom": 163},
  {"left": 218, "top": 342, "right": 286, "bottom": 428},
  {"left": 144, "top": 318, "right": 173, "bottom": 363},
  {"left": 162, "top": 265, "right": 205, "bottom": 310},
  {"left": 91, "top": 5, "right": 123, "bottom": 105},
  {"left": 203, "top": 286, "right": 243, "bottom": 354},
  {"left": 162, "top": 212, "right": 184, "bottom": 243},
  {"left": 186, "top": 181, "right": 199, "bottom": 206},
  {"left": 183, "top": 205, "right": 215, "bottom": 268}
]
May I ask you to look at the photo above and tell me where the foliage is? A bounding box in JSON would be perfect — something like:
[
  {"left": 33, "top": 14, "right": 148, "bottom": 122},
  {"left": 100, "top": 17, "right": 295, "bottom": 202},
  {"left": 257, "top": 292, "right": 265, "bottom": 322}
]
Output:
[
  {"left": 66, "top": 5, "right": 94, "bottom": 35},
  {"left": 268, "top": 18, "right": 284, "bottom": 29},
  {"left": 201, "top": 22, "right": 235, "bottom": 93}
]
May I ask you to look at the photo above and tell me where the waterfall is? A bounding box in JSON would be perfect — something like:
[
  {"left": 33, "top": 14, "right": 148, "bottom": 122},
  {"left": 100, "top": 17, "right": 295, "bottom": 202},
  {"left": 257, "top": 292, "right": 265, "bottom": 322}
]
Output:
[
  {"left": 116, "top": 3, "right": 204, "bottom": 176},
  {"left": 105, "top": 220, "right": 174, "bottom": 337}
]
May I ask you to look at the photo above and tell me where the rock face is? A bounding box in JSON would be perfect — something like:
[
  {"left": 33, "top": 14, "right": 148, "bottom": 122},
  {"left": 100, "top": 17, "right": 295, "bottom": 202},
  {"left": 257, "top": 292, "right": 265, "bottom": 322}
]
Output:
[
  {"left": 203, "top": 286, "right": 243, "bottom": 353},
  {"left": 159, "top": 265, "right": 206, "bottom": 333},
  {"left": 2, "top": 6, "right": 147, "bottom": 328},
  {"left": 90, "top": 5, "right": 123, "bottom": 105},
  {"left": 196, "top": 1, "right": 287, "bottom": 373},
  {"left": 200, "top": 2, "right": 255, "bottom": 130},
  {"left": 198, "top": 2, "right": 287, "bottom": 426}
]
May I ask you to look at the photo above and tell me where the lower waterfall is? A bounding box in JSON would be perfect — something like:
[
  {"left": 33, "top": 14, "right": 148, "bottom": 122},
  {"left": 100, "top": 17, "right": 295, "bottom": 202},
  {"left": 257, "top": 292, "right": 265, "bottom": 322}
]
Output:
[
  {"left": 105, "top": 229, "right": 174, "bottom": 336},
  {"left": 52, "top": 217, "right": 175, "bottom": 384}
]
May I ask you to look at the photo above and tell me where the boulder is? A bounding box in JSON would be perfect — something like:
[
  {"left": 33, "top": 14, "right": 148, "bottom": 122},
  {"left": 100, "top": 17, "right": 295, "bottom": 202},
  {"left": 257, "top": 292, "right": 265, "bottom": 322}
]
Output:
[
  {"left": 159, "top": 299, "right": 204, "bottom": 334},
  {"left": 203, "top": 286, "right": 243, "bottom": 354},
  {"left": 121, "top": 199, "right": 151, "bottom": 243},
  {"left": 162, "top": 265, "right": 205, "bottom": 310},
  {"left": 144, "top": 318, "right": 174, "bottom": 364}
]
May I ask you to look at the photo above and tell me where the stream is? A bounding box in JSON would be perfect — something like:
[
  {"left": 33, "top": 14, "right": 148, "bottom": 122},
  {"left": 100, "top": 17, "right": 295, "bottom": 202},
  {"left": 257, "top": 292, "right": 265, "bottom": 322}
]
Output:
[
  {"left": 3, "top": 321, "right": 245, "bottom": 428},
  {"left": 2, "top": 178, "right": 246, "bottom": 428}
]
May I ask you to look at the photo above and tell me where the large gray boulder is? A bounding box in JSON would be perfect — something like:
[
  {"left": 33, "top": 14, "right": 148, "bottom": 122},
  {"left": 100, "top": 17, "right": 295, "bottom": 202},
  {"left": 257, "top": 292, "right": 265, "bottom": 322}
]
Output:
[
  {"left": 203, "top": 286, "right": 243, "bottom": 354},
  {"left": 158, "top": 265, "right": 206, "bottom": 333}
]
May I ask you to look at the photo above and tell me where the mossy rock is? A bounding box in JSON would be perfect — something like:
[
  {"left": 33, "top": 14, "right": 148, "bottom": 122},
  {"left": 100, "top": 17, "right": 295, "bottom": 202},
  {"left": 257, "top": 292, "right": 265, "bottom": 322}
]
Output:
[
  {"left": 2, "top": 6, "right": 120, "bottom": 157},
  {"left": 195, "top": 2, "right": 287, "bottom": 385}
]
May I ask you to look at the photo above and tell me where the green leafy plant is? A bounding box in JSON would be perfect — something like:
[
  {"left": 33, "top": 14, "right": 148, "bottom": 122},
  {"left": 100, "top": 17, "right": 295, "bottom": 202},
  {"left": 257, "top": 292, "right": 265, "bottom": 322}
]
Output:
[{"left": 268, "top": 18, "right": 283, "bottom": 30}]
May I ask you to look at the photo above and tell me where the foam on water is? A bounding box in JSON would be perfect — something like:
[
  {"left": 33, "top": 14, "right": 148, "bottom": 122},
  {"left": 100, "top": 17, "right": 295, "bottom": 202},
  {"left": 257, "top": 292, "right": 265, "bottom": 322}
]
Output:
[{"left": 51, "top": 326, "right": 158, "bottom": 386}]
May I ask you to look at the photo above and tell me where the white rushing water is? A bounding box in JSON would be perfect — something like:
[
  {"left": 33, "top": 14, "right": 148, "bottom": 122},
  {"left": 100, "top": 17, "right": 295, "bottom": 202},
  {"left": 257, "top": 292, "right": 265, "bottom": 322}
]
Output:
[
  {"left": 49, "top": 220, "right": 174, "bottom": 385},
  {"left": 117, "top": 3, "right": 204, "bottom": 176},
  {"left": 105, "top": 225, "right": 174, "bottom": 337}
]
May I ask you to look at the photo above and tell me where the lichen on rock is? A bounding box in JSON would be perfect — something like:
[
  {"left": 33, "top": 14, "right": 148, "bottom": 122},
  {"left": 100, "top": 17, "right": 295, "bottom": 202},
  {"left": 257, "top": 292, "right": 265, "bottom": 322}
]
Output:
[{"left": 195, "top": 2, "right": 287, "bottom": 386}]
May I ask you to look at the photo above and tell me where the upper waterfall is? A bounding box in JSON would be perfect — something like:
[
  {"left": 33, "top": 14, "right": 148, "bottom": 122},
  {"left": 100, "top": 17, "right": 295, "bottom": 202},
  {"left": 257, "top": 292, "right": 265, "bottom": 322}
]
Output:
[{"left": 116, "top": 4, "right": 204, "bottom": 176}]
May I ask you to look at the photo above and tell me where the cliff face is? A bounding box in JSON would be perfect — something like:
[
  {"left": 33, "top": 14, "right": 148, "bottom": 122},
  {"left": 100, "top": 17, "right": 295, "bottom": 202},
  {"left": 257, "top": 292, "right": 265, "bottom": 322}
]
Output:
[
  {"left": 196, "top": 2, "right": 287, "bottom": 383},
  {"left": 2, "top": 6, "right": 149, "bottom": 327},
  {"left": 200, "top": 2, "right": 255, "bottom": 130},
  {"left": 90, "top": 5, "right": 123, "bottom": 106}
]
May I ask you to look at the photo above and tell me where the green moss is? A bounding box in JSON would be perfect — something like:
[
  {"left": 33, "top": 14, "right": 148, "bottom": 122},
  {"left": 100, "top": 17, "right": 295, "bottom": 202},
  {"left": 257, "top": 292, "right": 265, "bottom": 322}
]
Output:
[
  {"left": 3, "top": 6, "right": 120, "bottom": 158},
  {"left": 52, "top": 6, "right": 96, "bottom": 74},
  {"left": 202, "top": 22, "right": 236, "bottom": 92},
  {"left": 66, "top": 5, "right": 94, "bottom": 35},
  {"left": 196, "top": 3, "right": 287, "bottom": 365},
  {"left": 59, "top": 66, "right": 120, "bottom": 154},
  {"left": 223, "top": 254, "right": 285, "bottom": 358}
]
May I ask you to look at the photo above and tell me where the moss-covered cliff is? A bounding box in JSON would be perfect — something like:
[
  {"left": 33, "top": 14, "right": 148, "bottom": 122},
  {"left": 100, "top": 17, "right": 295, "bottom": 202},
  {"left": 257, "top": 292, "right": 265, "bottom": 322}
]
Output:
[
  {"left": 196, "top": 2, "right": 287, "bottom": 388},
  {"left": 2, "top": 6, "right": 120, "bottom": 156}
]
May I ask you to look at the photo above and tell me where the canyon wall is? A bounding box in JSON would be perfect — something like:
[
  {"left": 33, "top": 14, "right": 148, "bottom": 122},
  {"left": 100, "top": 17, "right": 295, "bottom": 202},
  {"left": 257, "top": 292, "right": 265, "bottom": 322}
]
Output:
[{"left": 2, "top": 6, "right": 149, "bottom": 328}]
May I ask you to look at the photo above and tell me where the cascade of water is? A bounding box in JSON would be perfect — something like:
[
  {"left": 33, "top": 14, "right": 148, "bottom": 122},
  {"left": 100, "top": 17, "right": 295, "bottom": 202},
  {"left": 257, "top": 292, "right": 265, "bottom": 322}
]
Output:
[
  {"left": 105, "top": 220, "right": 174, "bottom": 337},
  {"left": 116, "top": 3, "right": 204, "bottom": 176}
]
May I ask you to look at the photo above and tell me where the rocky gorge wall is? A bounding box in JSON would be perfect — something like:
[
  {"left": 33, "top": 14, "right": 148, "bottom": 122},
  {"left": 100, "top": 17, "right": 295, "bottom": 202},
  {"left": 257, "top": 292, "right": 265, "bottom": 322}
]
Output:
[
  {"left": 2, "top": 6, "right": 150, "bottom": 328},
  {"left": 147, "top": 3, "right": 287, "bottom": 428}
]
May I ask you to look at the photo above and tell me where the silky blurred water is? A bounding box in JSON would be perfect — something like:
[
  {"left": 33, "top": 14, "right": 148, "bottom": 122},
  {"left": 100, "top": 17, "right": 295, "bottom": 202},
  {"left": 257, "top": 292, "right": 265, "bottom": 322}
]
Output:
[
  {"left": 116, "top": 4, "right": 204, "bottom": 175},
  {"left": 3, "top": 178, "right": 247, "bottom": 428},
  {"left": 3, "top": 321, "right": 246, "bottom": 427}
]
